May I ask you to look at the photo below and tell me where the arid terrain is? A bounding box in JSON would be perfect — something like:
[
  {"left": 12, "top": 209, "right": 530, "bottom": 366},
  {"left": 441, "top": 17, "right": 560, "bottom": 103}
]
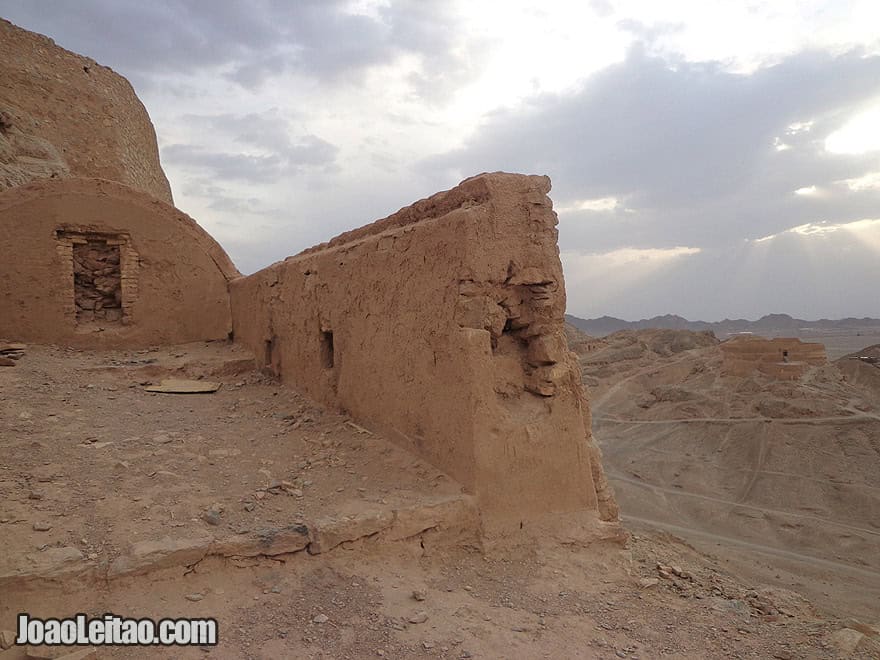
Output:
[
  {"left": 572, "top": 326, "right": 880, "bottom": 632},
  {"left": 2, "top": 341, "right": 880, "bottom": 658}
]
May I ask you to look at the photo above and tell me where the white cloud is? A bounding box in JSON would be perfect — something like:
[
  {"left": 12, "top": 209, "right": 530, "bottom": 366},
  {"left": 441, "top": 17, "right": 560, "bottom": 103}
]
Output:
[
  {"left": 556, "top": 197, "right": 620, "bottom": 213},
  {"left": 840, "top": 171, "right": 880, "bottom": 191},
  {"left": 753, "top": 217, "right": 880, "bottom": 243}
]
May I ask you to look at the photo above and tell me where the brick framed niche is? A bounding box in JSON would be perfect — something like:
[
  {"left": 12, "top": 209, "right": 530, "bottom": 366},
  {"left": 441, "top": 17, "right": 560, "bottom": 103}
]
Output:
[{"left": 54, "top": 228, "right": 139, "bottom": 326}]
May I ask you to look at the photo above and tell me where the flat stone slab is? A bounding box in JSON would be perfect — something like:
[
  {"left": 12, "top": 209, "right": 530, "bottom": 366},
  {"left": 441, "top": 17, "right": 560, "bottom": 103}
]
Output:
[
  {"left": 143, "top": 378, "right": 221, "bottom": 393},
  {"left": 1, "top": 495, "right": 478, "bottom": 587}
]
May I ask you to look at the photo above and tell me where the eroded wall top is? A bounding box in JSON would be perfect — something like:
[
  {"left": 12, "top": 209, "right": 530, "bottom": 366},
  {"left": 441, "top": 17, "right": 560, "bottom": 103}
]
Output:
[
  {"left": 0, "top": 19, "right": 173, "bottom": 202},
  {"left": 231, "top": 172, "right": 618, "bottom": 532}
]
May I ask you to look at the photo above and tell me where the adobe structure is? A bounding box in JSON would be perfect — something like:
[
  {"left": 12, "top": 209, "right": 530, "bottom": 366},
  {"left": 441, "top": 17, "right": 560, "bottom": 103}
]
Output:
[
  {"left": 0, "top": 177, "right": 238, "bottom": 346},
  {"left": 721, "top": 335, "right": 827, "bottom": 380},
  {"left": 0, "top": 19, "right": 618, "bottom": 535},
  {"left": 231, "top": 173, "right": 618, "bottom": 531}
]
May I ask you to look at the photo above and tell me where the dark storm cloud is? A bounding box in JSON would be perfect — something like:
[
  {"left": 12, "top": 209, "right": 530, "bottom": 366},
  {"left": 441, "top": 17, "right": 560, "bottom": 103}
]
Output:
[
  {"left": 423, "top": 46, "right": 880, "bottom": 250},
  {"left": 1, "top": 0, "right": 470, "bottom": 92}
]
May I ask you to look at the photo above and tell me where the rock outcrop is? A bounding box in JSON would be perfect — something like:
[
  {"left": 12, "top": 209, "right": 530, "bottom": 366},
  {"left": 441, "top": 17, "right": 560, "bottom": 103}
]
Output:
[{"left": 0, "top": 19, "right": 172, "bottom": 202}]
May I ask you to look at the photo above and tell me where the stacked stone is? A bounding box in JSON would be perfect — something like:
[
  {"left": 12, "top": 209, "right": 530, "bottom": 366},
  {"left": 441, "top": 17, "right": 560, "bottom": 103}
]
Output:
[{"left": 72, "top": 241, "right": 122, "bottom": 322}]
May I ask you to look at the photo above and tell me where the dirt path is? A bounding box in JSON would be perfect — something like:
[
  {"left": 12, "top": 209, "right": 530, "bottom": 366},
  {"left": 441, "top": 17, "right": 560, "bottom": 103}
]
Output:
[
  {"left": 595, "top": 414, "right": 878, "bottom": 424},
  {"left": 608, "top": 471, "right": 880, "bottom": 539}
]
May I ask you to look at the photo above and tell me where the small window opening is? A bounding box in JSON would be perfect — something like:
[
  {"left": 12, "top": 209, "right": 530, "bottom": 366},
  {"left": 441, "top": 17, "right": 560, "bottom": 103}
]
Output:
[
  {"left": 73, "top": 239, "right": 121, "bottom": 324},
  {"left": 320, "top": 330, "right": 335, "bottom": 369},
  {"left": 782, "top": 349, "right": 789, "bottom": 362},
  {"left": 264, "top": 338, "right": 275, "bottom": 365}
]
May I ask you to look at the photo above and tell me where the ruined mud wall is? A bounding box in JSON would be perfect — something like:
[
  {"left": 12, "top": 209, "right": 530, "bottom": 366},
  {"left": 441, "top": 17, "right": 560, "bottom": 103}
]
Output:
[
  {"left": 230, "top": 173, "right": 617, "bottom": 531},
  {"left": 0, "top": 178, "right": 238, "bottom": 347},
  {"left": 0, "top": 19, "right": 173, "bottom": 202},
  {"left": 721, "top": 336, "right": 827, "bottom": 380}
]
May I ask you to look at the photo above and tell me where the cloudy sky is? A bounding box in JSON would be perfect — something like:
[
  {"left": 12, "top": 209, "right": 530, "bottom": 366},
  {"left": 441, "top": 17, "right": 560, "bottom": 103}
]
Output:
[{"left": 4, "top": 0, "right": 880, "bottom": 321}]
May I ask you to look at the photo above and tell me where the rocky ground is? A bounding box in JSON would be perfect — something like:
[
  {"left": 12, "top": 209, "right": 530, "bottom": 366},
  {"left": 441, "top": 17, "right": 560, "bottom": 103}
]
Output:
[{"left": 1, "top": 342, "right": 879, "bottom": 658}]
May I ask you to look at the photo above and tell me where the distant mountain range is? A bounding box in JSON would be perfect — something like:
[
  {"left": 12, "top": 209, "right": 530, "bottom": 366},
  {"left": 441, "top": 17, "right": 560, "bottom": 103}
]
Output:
[{"left": 565, "top": 313, "right": 880, "bottom": 338}]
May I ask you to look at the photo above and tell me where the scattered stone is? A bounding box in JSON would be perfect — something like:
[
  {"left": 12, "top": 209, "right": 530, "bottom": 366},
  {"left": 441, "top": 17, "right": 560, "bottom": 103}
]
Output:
[
  {"left": 185, "top": 593, "right": 205, "bottom": 602},
  {"left": 638, "top": 577, "right": 660, "bottom": 589},
  {"left": 0, "top": 342, "right": 26, "bottom": 353},
  {"left": 0, "top": 356, "right": 15, "bottom": 367},
  {"left": 828, "top": 628, "right": 865, "bottom": 656},
  {"left": 408, "top": 611, "right": 429, "bottom": 624},
  {"left": 412, "top": 589, "right": 427, "bottom": 601},
  {"left": 0, "top": 629, "right": 15, "bottom": 650},
  {"left": 312, "top": 614, "right": 329, "bottom": 624},
  {"left": 25, "top": 646, "right": 63, "bottom": 659},
  {"left": 201, "top": 505, "right": 223, "bottom": 526},
  {"left": 108, "top": 535, "right": 211, "bottom": 578},
  {"left": 423, "top": 641, "right": 435, "bottom": 649},
  {"left": 32, "top": 521, "right": 52, "bottom": 532},
  {"left": 670, "top": 565, "right": 692, "bottom": 580}
]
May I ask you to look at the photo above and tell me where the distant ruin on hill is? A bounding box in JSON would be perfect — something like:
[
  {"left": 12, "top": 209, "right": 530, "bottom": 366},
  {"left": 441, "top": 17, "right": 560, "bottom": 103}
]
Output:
[{"left": 721, "top": 336, "right": 827, "bottom": 380}]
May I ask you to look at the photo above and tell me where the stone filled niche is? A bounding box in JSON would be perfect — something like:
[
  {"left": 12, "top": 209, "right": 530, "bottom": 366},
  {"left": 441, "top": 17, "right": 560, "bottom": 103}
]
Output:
[
  {"left": 73, "top": 239, "right": 122, "bottom": 323},
  {"left": 55, "top": 229, "right": 138, "bottom": 327}
]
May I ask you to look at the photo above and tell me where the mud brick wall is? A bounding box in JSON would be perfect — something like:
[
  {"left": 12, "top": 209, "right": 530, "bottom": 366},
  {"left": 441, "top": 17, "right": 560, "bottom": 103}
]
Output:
[
  {"left": 721, "top": 336, "right": 827, "bottom": 380},
  {"left": 230, "top": 172, "right": 617, "bottom": 531},
  {"left": 0, "top": 177, "right": 239, "bottom": 347}
]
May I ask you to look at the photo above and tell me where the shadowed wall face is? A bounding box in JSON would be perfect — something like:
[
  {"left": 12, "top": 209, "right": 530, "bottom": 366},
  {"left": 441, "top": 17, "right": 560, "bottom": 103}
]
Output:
[
  {"left": 0, "top": 178, "right": 239, "bottom": 347},
  {"left": 230, "top": 172, "right": 617, "bottom": 530}
]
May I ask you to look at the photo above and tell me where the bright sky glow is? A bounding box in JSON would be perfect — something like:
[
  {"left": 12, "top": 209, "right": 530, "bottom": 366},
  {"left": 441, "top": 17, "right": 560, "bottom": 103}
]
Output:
[{"left": 825, "top": 99, "right": 880, "bottom": 154}]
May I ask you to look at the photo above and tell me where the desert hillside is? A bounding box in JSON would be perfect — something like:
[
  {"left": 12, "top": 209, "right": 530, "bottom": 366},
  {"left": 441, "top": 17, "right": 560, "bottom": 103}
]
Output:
[
  {"left": 0, "top": 19, "right": 172, "bottom": 201},
  {"left": 573, "top": 325, "right": 880, "bottom": 619}
]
